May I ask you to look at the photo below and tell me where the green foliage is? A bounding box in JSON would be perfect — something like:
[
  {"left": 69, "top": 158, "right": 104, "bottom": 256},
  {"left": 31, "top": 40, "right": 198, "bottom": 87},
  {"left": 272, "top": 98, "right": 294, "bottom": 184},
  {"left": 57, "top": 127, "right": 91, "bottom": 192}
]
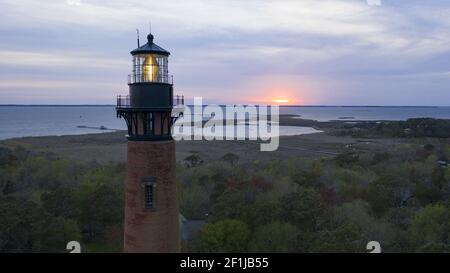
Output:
[
  {"left": 195, "top": 219, "right": 250, "bottom": 253},
  {"left": 221, "top": 153, "right": 239, "bottom": 166},
  {"left": 334, "top": 152, "right": 359, "bottom": 167},
  {"left": 333, "top": 168, "right": 371, "bottom": 202},
  {"left": 1, "top": 154, "right": 84, "bottom": 195},
  {"left": 180, "top": 183, "right": 209, "bottom": 220},
  {"left": 311, "top": 223, "right": 366, "bottom": 253},
  {"left": 410, "top": 203, "right": 450, "bottom": 252},
  {"left": 0, "top": 147, "right": 124, "bottom": 252},
  {"left": 2, "top": 134, "right": 450, "bottom": 253},
  {"left": 177, "top": 137, "right": 450, "bottom": 253},
  {"left": 184, "top": 154, "right": 204, "bottom": 168},
  {"left": 372, "top": 152, "right": 390, "bottom": 165},
  {"left": 210, "top": 188, "right": 248, "bottom": 222},
  {"left": 366, "top": 174, "right": 409, "bottom": 216},
  {"left": 279, "top": 188, "right": 326, "bottom": 231},
  {"left": 240, "top": 200, "right": 281, "bottom": 229},
  {"left": 249, "top": 221, "right": 300, "bottom": 253},
  {"left": 336, "top": 201, "right": 398, "bottom": 250},
  {"left": 0, "top": 196, "right": 81, "bottom": 252},
  {"left": 0, "top": 147, "right": 17, "bottom": 166},
  {"left": 293, "top": 161, "right": 322, "bottom": 188},
  {"left": 339, "top": 118, "right": 450, "bottom": 138},
  {"left": 77, "top": 166, "right": 124, "bottom": 239},
  {"left": 42, "top": 188, "right": 79, "bottom": 219}
]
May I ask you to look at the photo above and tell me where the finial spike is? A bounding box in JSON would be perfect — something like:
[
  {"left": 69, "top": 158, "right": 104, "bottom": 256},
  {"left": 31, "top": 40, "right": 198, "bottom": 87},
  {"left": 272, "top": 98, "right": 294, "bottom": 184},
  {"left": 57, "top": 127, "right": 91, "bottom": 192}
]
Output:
[{"left": 136, "top": 28, "right": 140, "bottom": 47}]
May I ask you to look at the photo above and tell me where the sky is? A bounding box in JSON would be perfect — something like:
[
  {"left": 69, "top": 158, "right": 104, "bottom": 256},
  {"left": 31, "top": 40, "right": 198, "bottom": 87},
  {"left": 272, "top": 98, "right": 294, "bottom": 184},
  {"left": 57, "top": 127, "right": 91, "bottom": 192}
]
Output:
[{"left": 0, "top": 0, "right": 450, "bottom": 106}]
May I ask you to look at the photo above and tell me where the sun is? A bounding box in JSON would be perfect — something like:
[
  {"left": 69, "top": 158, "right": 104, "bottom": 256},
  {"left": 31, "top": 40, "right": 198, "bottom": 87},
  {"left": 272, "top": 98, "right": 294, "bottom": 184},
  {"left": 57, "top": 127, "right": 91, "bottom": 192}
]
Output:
[
  {"left": 272, "top": 99, "right": 290, "bottom": 104},
  {"left": 270, "top": 97, "right": 294, "bottom": 105}
]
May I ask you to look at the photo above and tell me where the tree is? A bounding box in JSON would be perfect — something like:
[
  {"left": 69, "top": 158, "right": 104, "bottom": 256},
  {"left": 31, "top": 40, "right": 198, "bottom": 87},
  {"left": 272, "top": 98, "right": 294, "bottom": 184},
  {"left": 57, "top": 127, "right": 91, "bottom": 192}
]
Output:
[
  {"left": 0, "top": 196, "right": 80, "bottom": 252},
  {"left": 279, "top": 188, "right": 326, "bottom": 231},
  {"left": 240, "top": 200, "right": 281, "bottom": 229},
  {"left": 0, "top": 147, "right": 15, "bottom": 166},
  {"left": 409, "top": 203, "right": 450, "bottom": 252},
  {"left": 180, "top": 183, "right": 210, "bottom": 220},
  {"left": 336, "top": 201, "right": 399, "bottom": 251},
  {"left": 366, "top": 174, "right": 409, "bottom": 216},
  {"left": 42, "top": 188, "right": 79, "bottom": 219},
  {"left": 77, "top": 168, "right": 123, "bottom": 239},
  {"left": 372, "top": 152, "right": 390, "bottom": 165},
  {"left": 293, "top": 162, "right": 322, "bottom": 188},
  {"left": 413, "top": 165, "right": 448, "bottom": 205},
  {"left": 195, "top": 219, "right": 250, "bottom": 253},
  {"left": 310, "top": 223, "right": 366, "bottom": 253},
  {"left": 221, "top": 153, "right": 239, "bottom": 166},
  {"left": 39, "top": 217, "right": 82, "bottom": 252},
  {"left": 431, "top": 167, "right": 447, "bottom": 194},
  {"left": 210, "top": 188, "right": 247, "bottom": 222},
  {"left": 334, "top": 152, "right": 359, "bottom": 167},
  {"left": 249, "top": 221, "right": 300, "bottom": 252},
  {"left": 184, "top": 155, "right": 204, "bottom": 168}
]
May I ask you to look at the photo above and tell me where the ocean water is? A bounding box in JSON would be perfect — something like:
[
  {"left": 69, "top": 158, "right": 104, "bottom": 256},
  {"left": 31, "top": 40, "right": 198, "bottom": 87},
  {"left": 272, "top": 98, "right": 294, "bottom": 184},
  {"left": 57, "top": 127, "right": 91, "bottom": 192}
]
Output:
[
  {"left": 1, "top": 106, "right": 450, "bottom": 140},
  {"left": 0, "top": 106, "right": 124, "bottom": 140}
]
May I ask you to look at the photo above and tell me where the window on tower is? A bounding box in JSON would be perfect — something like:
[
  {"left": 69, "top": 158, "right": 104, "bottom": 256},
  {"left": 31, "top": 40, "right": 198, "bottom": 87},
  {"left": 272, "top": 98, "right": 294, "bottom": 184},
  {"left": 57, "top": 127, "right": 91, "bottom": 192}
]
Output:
[
  {"left": 143, "top": 177, "right": 157, "bottom": 209},
  {"left": 145, "top": 184, "right": 154, "bottom": 209}
]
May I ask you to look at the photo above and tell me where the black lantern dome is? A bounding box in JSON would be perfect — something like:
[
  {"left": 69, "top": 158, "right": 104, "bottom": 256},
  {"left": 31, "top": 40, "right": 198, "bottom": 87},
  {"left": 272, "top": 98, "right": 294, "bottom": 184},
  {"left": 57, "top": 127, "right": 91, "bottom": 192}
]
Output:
[{"left": 130, "top": 33, "right": 170, "bottom": 56}]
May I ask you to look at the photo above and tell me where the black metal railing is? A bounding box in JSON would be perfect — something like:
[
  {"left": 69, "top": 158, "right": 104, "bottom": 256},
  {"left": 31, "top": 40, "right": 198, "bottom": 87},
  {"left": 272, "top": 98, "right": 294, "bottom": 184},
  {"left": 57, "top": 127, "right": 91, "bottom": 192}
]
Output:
[
  {"left": 174, "top": 95, "right": 185, "bottom": 106},
  {"left": 116, "top": 95, "right": 184, "bottom": 108},
  {"left": 117, "top": 95, "right": 130, "bottom": 107},
  {"left": 128, "top": 74, "right": 173, "bottom": 84}
]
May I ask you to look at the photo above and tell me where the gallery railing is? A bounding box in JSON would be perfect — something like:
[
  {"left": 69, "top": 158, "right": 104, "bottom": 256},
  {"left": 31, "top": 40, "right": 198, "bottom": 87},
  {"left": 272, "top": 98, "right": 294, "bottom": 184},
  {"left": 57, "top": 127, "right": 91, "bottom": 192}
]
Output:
[
  {"left": 128, "top": 74, "right": 173, "bottom": 84},
  {"left": 116, "top": 95, "right": 184, "bottom": 108}
]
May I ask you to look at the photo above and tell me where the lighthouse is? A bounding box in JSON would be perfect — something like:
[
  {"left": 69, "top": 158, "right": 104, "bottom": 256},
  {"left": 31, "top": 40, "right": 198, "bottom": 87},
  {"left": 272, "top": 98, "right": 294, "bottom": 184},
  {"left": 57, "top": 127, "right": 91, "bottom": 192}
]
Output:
[{"left": 117, "top": 32, "right": 182, "bottom": 253}]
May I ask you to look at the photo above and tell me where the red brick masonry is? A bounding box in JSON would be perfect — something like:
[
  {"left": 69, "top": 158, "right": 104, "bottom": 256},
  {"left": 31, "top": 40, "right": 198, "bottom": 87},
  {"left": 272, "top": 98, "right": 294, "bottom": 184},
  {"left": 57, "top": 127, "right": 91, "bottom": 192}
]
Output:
[{"left": 124, "top": 140, "right": 180, "bottom": 253}]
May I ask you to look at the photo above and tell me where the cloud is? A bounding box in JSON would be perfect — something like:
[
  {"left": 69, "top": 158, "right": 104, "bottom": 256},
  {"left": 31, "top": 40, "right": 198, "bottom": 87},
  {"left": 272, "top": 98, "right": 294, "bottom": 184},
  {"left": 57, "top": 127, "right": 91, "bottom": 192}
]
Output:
[
  {"left": 0, "top": 0, "right": 450, "bottom": 105},
  {"left": 0, "top": 50, "right": 127, "bottom": 69},
  {"left": 0, "top": 79, "right": 118, "bottom": 89}
]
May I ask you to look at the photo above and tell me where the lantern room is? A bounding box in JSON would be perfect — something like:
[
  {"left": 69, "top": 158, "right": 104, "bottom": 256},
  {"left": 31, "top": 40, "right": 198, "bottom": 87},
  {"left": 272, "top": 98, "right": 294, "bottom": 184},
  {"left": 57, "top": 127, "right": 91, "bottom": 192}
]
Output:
[{"left": 129, "top": 33, "right": 171, "bottom": 84}]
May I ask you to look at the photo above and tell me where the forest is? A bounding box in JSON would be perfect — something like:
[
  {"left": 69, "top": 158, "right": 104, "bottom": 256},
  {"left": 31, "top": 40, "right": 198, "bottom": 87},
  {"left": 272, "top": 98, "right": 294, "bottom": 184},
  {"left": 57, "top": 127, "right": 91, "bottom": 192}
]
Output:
[
  {"left": 0, "top": 121, "right": 449, "bottom": 252},
  {"left": 335, "top": 118, "right": 450, "bottom": 138},
  {"left": 0, "top": 146, "right": 124, "bottom": 252},
  {"left": 179, "top": 140, "right": 450, "bottom": 252}
]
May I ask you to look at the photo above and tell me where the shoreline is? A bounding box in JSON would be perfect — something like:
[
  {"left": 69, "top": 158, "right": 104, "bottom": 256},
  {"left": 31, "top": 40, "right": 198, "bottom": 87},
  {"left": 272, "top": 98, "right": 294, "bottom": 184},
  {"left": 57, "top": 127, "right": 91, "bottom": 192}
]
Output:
[
  {"left": 0, "top": 114, "right": 420, "bottom": 142},
  {"left": 0, "top": 115, "right": 331, "bottom": 142},
  {"left": 1, "top": 116, "right": 438, "bottom": 165}
]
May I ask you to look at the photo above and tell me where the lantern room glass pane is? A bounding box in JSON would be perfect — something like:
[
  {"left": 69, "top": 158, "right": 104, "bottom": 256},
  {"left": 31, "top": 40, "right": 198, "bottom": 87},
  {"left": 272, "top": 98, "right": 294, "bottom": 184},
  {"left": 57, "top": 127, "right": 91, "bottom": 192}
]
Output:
[{"left": 132, "top": 54, "right": 169, "bottom": 84}]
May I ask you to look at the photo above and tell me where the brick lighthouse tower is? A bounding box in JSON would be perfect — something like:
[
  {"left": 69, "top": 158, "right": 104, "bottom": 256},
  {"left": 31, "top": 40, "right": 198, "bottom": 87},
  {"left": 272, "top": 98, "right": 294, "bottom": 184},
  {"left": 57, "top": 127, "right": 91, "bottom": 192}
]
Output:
[{"left": 116, "top": 32, "right": 182, "bottom": 253}]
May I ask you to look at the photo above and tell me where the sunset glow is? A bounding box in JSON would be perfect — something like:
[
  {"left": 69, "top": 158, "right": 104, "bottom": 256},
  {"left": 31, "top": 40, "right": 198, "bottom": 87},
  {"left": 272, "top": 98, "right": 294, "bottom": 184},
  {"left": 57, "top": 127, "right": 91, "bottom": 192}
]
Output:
[{"left": 272, "top": 99, "right": 290, "bottom": 104}]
